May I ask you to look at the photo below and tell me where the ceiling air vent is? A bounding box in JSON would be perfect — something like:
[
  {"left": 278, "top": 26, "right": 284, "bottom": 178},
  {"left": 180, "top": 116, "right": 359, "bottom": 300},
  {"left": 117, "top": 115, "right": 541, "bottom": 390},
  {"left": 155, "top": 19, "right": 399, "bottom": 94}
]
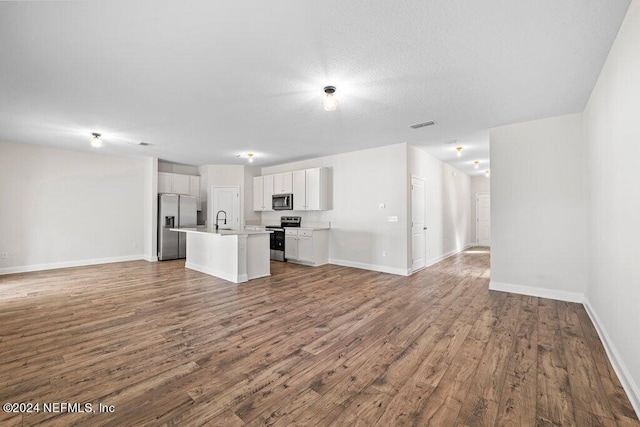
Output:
[
  {"left": 410, "top": 120, "right": 437, "bottom": 129},
  {"left": 138, "top": 141, "right": 150, "bottom": 146}
]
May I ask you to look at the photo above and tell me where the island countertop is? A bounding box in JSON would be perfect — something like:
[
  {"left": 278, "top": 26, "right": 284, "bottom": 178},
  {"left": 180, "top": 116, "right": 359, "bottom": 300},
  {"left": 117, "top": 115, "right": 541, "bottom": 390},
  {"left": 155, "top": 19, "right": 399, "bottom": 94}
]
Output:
[{"left": 170, "top": 227, "right": 273, "bottom": 236}]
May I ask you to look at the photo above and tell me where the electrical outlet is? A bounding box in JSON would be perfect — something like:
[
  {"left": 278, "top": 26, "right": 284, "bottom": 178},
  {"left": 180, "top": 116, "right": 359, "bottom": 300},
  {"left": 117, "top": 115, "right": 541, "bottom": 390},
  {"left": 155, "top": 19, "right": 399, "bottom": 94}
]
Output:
[
  {"left": 1, "top": 252, "right": 8, "bottom": 259},
  {"left": 379, "top": 203, "right": 386, "bottom": 209},
  {"left": 382, "top": 250, "right": 387, "bottom": 257},
  {"left": 388, "top": 216, "right": 398, "bottom": 223}
]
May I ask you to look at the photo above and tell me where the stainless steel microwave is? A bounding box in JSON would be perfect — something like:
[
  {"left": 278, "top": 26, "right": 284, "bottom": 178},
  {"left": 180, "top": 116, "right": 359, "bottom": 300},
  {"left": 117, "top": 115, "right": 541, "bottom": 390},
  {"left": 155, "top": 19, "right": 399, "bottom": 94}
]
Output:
[{"left": 272, "top": 194, "right": 293, "bottom": 210}]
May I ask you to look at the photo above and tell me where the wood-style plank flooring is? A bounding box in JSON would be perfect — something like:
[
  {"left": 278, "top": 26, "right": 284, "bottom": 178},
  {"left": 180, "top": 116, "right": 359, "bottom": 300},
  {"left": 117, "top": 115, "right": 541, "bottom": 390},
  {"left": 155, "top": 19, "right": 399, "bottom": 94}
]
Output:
[{"left": 0, "top": 248, "right": 637, "bottom": 426}]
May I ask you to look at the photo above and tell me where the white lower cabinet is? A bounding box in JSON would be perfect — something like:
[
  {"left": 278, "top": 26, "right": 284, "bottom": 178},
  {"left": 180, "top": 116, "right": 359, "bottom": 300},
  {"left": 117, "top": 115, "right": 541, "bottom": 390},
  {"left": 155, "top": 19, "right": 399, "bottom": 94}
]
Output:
[
  {"left": 284, "top": 229, "right": 328, "bottom": 266},
  {"left": 285, "top": 233, "right": 297, "bottom": 260}
]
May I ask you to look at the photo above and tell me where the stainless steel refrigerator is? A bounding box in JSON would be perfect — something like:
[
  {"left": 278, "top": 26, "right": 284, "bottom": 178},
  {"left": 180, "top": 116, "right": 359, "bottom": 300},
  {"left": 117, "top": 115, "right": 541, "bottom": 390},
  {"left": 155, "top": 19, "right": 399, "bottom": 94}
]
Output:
[{"left": 158, "top": 194, "right": 197, "bottom": 260}]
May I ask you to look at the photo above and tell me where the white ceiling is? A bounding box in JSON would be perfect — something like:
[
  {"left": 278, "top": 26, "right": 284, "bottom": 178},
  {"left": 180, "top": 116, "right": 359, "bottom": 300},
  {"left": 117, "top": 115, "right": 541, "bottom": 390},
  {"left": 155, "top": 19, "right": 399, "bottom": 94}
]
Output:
[{"left": 0, "top": 1, "right": 630, "bottom": 176}]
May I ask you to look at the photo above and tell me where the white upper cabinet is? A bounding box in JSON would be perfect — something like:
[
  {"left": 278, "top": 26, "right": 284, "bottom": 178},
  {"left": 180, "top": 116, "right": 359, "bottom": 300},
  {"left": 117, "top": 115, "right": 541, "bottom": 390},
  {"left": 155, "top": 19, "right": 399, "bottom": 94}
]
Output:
[
  {"left": 305, "top": 168, "right": 321, "bottom": 211},
  {"left": 292, "top": 167, "right": 330, "bottom": 211},
  {"left": 273, "top": 172, "right": 293, "bottom": 195},
  {"left": 255, "top": 167, "right": 330, "bottom": 212},
  {"left": 158, "top": 172, "right": 173, "bottom": 194},
  {"left": 253, "top": 175, "right": 275, "bottom": 211},
  {"left": 263, "top": 174, "right": 274, "bottom": 210},
  {"left": 158, "top": 173, "right": 196, "bottom": 195},
  {"left": 292, "top": 170, "right": 306, "bottom": 210},
  {"left": 173, "top": 174, "right": 191, "bottom": 195},
  {"left": 189, "top": 175, "right": 201, "bottom": 210},
  {"left": 189, "top": 175, "right": 200, "bottom": 197},
  {"left": 158, "top": 172, "right": 201, "bottom": 211}
]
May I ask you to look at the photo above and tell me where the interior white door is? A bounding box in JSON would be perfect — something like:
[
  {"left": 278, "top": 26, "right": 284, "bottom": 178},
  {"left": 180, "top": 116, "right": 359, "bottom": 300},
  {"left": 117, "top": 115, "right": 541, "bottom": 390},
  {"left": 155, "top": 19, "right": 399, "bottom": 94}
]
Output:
[
  {"left": 411, "top": 176, "right": 427, "bottom": 272},
  {"left": 212, "top": 187, "right": 240, "bottom": 230},
  {"left": 476, "top": 194, "right": 491, "bottom": 246}
]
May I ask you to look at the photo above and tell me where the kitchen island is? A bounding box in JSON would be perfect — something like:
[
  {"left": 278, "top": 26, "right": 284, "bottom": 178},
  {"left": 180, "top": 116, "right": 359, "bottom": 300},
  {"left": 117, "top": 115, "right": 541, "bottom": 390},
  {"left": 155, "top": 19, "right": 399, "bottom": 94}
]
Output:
[{"left": 170, "top": 227, "right": 272, "bottom": 283}]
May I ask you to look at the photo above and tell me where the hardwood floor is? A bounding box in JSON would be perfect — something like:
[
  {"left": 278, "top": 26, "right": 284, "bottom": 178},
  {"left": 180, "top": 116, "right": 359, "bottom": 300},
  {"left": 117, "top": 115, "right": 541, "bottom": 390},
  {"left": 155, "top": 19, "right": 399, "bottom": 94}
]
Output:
[{"left": 0, "top": 248, "right": 637, "bottom": 426}]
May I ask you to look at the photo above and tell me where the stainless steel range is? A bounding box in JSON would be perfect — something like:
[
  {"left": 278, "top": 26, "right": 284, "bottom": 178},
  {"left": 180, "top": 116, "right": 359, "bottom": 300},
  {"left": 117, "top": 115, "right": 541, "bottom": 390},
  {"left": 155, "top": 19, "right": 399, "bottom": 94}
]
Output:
[{"left": 266, "top": 216, "right": 301, "bottom": 261}]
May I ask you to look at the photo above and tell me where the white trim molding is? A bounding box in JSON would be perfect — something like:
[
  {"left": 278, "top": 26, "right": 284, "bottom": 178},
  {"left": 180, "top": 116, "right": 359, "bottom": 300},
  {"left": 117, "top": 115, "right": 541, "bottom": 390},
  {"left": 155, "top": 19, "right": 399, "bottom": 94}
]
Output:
[
  {"left": 488, "top": 280, "right": 585, "bottom": 303},
  {"left": 330, "top": 243, "right": 475, "bottom": 277},
  {"left": 422, "top": 243, "right": 474, "bottom": 271},
  {"left": 0, "top": 254, "right": 146, "bottom": 275},
  {"left": 584, "top": 302, "right": 640, "bottom": 418},
  {"left": 328, "top": 258, "right": 409, "bottom": 276}
]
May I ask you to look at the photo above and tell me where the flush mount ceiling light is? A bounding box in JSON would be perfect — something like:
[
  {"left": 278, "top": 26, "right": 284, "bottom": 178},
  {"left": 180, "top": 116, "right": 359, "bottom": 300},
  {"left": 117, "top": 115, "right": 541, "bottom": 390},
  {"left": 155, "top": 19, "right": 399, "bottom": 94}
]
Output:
[
  {"left": 456, "top": 146, "right": 463, "bottom": 157},
  {"left": 322, "top": 86, "right": 338, "bottom": 111},
  {"left": 473, "top": 160, "right": 480, "bottom": 169},
  {"left": 237, "top": 153, "right": 255, "bottom": 163},
  {"left": 90, "top": 132, "right": 102, "bottom": 148},
  {"left": 485, "top": 169, "right": 491, "bottom": 177}
]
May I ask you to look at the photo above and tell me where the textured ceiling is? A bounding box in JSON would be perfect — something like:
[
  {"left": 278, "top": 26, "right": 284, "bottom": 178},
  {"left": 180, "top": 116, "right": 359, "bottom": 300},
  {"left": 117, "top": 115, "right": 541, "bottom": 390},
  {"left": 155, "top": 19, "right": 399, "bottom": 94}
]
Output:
[{"left": 0, "top": 1, "right": 631, "bottom": 176}]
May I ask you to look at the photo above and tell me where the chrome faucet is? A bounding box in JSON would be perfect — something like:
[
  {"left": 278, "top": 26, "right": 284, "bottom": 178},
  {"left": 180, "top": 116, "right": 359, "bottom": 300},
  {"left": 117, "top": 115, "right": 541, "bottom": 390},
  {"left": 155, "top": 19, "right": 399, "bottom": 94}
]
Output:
[{"left": 215, "top": 210, "right": 227, "bottom": 231}]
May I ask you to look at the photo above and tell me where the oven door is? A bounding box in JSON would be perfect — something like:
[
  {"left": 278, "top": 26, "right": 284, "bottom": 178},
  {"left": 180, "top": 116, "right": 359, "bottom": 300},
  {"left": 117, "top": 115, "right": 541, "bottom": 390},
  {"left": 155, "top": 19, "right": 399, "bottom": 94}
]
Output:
[
  {"left": 271, "top": 230, "right": 284, "bottom": 251},
  {"left": 269, "top": 230, "right": 285, "bottom": 261}
]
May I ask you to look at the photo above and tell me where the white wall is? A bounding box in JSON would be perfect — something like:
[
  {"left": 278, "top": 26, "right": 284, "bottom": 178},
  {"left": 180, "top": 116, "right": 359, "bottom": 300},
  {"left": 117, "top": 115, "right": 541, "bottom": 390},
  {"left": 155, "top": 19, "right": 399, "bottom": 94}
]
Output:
[
  {"left": 489, "top": 113, "right": 588, "bottom": 300},
  {"left": 584, "top": 0, "right": 640, "bottom": 414},
  {"left": 408, "top": 145, "right": 472, "bottom": 265},
  {"left": 0, "top": 142, "right": 146, "bottom": 273},
  {"left": 470, "top": 176, "right": 490, "bottom": 244},
  {"left": 143, "top": 157, "right": 158, "bottom": 261},
  {"left": 261, "top": 143, "right": 409, "bottom": 275},
  {"left": 198, "top": 164, "right": 249, "bottom": 227}
]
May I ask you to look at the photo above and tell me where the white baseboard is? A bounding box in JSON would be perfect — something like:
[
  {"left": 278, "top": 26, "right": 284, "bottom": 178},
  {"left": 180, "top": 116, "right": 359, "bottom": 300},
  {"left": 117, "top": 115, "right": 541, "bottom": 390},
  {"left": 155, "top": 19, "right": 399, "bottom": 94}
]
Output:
[
  {"left": 328, "top": 258, "right": 409, "bottom": 276},
  {"left": 185, "top": 261, "right": 246, "bottom": 284},
  {"left": 584, "top": 301, "right": 640, "bottom": 419},
  {"left": 488, "top": 280, "right": 585, "bottom": 303},
  {"left": 330, "top": 244, "right": 475, "bottom": 277},
  {"left": 287, "top": 260, "right": 329, "bottom": 268},
  {"left": 422, "top": 243, "right": 474, "bottom": 270},
  {"left": 0, "top": 254, "right": 146, "bottom": 275},
  {"left": 143, "top": 255, "right": 158, "bottom": 262}
]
